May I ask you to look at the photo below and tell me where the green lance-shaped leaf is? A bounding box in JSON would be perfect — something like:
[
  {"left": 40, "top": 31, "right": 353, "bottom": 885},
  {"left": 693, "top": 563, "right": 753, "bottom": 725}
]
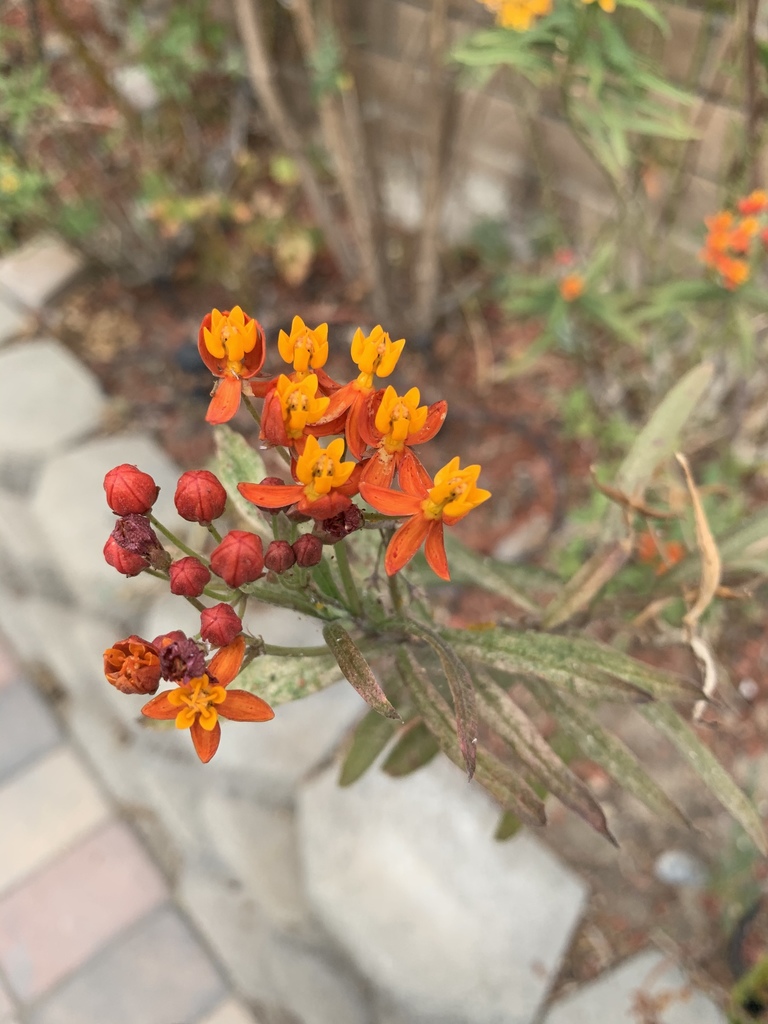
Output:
[
  {"left": 237, "top": 652, "right": 341, "bottom": 705},
  {"left": 475, "top": 674, "right": 617, "bottom": 845},
  {"left": 609, "top": 361, "right": 714, "bottom": 533},
  {"left": 494, "top": 811, "right": 523, "bottom": 841},
  {"left": 405, "top": 622, "right": 478, "bottom": 779},
  {"left": 397, "top": 649, "right": 546, "bottom": 828},
  {"left": 441, "top": 535, "right": 545, "bottom": 614},
  {"left": 525, "top": 678, "right": 689, "bottom": 828},
  {"left": 448, "top": 629, "right": 648, "bottom": 703},
  {"left": 339, "top": 710, "right": 399, "bottom": 787},
  {"left": 323, "top": 623, "right": 401, "bottom": 720},
  {"left": 640, "top": 703, "right": 767, "bottom": 855},
  {"left": 449, "top": 628, "right": 701, "bottom": 704},
  {"left": 213, "top": 424, "right": 270, "bottom": 540},
  {"left": 382, "top": 720, "right": 440, "bottom": 778}
]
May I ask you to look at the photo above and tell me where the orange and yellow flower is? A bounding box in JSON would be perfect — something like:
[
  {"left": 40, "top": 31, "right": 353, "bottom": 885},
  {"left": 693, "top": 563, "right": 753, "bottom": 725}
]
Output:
[
  {"left": 359, "top": 386, "right": 447, "bottom": 488},
  {"left": 141, "top": 635, "right": 274, "bottom": 763},
  {"left": 317, "top": 326, "right": 406, "bottom": 458},
  {"left": 559, "top": 273, "right": 585, "bottom": 302},
  {"left": 360, "top": 456, "right": 490, "bottom": 579},
  {"left": 198, "top": 307, "right": 266, "bottom": 424},
  {"left": 699, "top": 196, "right": 768, "bottom": 289},
  {"left": 260, "top": 373, "right": 332, "bottom": 452},
  {"left": 238, "top": 435, "right": 360, "bottom": 520},
  {"left": 478, "top": 0, "right": 552, "bottom": 30},
  {"left": 581, "top": 0, "right": 616, "bottom": 12}
]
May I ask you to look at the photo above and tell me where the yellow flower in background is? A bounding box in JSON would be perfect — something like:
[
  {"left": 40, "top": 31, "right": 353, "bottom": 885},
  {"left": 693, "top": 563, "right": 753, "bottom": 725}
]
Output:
[
  {"left": 582, "top": 0, "right": 616, "bottom": 11},
  {"left": 478, "top": 0, "right": 553, "bottom": 31}
]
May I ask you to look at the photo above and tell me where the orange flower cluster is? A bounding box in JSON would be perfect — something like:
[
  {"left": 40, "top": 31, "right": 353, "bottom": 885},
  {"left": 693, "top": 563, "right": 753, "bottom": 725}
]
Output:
[
  {"left": 636, "top": 532, "right": 685, "bottom": 576},
  {"left": 477, "top": 0, "right": 552, "bottom": 31},
  {"left": 700, "top": 190, "right": 768, "bottom": 290},
  {"left": 200, "top": 309, "right": 489, "bottom": 579}
]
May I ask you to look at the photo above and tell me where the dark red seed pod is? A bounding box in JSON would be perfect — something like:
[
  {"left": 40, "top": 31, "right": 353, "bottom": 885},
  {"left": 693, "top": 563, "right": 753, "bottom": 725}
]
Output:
[
  {"left": 104, "top": 464, "right": 160, "bottom": 516},
  {"left": 209, "top": 530, "right": 264, "bottom": 588},
  {"left": 292, "top": 533, "right": 323, "bottom": 568},
  {"left": 174, "top": 470, "right": 228, "bottom": 524},
  {"left": 316, "top": 505, "right": 364, "bottom": 544},
  {"left": 169, "top": 557, "right": 212, "bottom": 597},
  {"left": 264, "top": 540, "right": 297, "bottom": 574},
  {"left": 103, "top": 535, "right": 148, "bottom": 577},
  {"left": 200, "top": 603, "right": 243, "bottom": 648}
]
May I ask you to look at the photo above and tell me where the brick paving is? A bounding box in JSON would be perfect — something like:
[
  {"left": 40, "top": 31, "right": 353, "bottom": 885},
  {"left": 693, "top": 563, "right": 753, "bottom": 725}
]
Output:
[{"left": 0, "top": 641, "right": 259, "bottom": 1024}]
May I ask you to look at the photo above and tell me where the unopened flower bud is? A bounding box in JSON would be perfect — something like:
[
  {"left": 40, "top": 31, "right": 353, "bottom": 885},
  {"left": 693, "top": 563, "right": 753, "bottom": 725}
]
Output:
[
  {"left": 200, "top": 603, "right": 242, "bottom": 647},
  {"left": 316, "top": 505, "right": 364, "bottom": 544},
  {"left": 104, "top": 464, "right": 160, "bottom": 516},
  {"left": 154, "top": 632, "right": 207, "bottom": 681},
  {"left": 174, "top": 470, "right": 228, "bottom": 524},
  {"left": 103, "top": 535, "right": 148, "bottom": 577},
  {"left": 292, "top": 533, "right": 323, "bottom": 567},
  {"left": 169, "top": 557, "right": 211, "bottom": 597},
  {"left": 264, "top": 540, "right": 296, "bottom": 574},
  {"left": 110, "top": 515, "right": 170, "bottom": 571},
  {"left": 210, "top": 530, "right": 264, "bottom": 588},
  {"left": 103, "top": 636, "right": 161, "bottom": 694}
]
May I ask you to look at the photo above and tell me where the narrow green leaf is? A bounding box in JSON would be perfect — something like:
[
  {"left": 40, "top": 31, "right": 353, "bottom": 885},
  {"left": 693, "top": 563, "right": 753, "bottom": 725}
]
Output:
[
  {"left": 494, "top": 811, "right": 523, "bottom": 841},
  {"left": 613, "top": 361, "right": 715, "bottom": 502},
  {"left": 442, "top": 534, "right": 545, "bottom": 612},
  {"left": 476, "top": 674, "right": 616, "bottom": 844},
  {"left": 405, "top": 622, "right": 478, "bottom": 779},
  {"left": 324, "top": 623, "right": 401, "bottom": 720},
  {"left": 449, "top": 629, "right": 649, "bottom": 703},
  {"left": 238, "top": 652, "right": 340, "bottom": 705},
  {"left": 526, "top": 679, "right": 689, "bottom": 827},
  {"left": 397, "top": 650, "right": 546, "bottom": 828},
  {"left": 382, "top": 720, "right": 440, "bottom": 778},
  {"left": 339, "top": 710, "right": 398, "bottom": 787},
  {"left": 641, "top": 703, "right": 767, "bottom": 854},
  {"left": 213, "top": 424, "right": 270, "bottom": 540}
]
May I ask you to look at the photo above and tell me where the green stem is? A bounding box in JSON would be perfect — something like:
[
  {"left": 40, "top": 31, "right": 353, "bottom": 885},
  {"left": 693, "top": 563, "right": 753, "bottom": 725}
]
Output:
[
  {"left": 185, "top": 595, "right": 206, "bottom": 612},
  {"left": 150, "top": 515, "right": 204, "bottom": 561},
  {"left": 334, "top": 540, "right": 362, "bottom": 617},
  {"left": 206, "top": 523, "right": 223, "bottom": 544},
  {"left": 242, "top": 393, "right": 262, "bottom": 428},
  {"left": 388, "top": 571, "right": 404, "bottom": 617},
  {"left": 263, "top": 643, "right": 332, "bottom": 657}
]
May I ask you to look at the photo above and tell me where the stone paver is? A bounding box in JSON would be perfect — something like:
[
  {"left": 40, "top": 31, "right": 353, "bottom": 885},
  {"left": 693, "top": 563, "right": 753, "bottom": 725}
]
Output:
[
  {"left": 0, "top": 820, "right": 167, "bottom": 1000},
  {"left": 29, "top": 907, "right": 225, "bottom": 1024},
  {"left": 0, "top": 235, "right": 83, "bottom": 309},
  {"left": 0, "top": 977, "right": 14, "bottom": 1020},
  {"left": 543, "top": 950, "right": 727, "bottom": 1024},
  {"left": 198, "top": 998, "right": 260, "bottom": 1024},
  {"left": 30, "top": 435, "right": 181, "bottom": 615},
  {"left": 299, "top": 757, "right": 588, "bottom": 1024},
  {"left": 0, "top": 748, "right": 110, "bottom": 894},
  {"left": 0, "top": 340, "right": 105, "bottom": 489},
  {"left": 0, "top": 294, "right": 28, "bottom": 348},
  {"left": 0, "top": 488, "right": 69, "bottom": 598},
  {"left": 0, "top": 681, "right": 60, "bottom": 782}
]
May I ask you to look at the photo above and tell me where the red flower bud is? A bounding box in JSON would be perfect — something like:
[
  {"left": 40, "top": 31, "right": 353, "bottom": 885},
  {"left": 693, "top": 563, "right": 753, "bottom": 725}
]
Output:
[
  {"left": 200, "top": 603, "right": 243, "bottom": 647},
  {"left": 103, "top": 636, "right": 161, "bottom": 694},
  {"left": 169, "top": 557, "right": 211, "bottom": 597},
  {"left": 209, "top": 530, "right": 264, "bottom": 588},
  {"left": 104, "top": 464, "right": 160, "bottom": 516},
  {"left": 103, "top": 535, "right": 148, "bottom": 576},
  {"left": 174, "top": 470, "right": 228, "bottom": 524},
  {"left": 264, "top": 540, "right": 296, "bottom": 574},
  {"left": 293, "top": 533, "right": 323, "bottom": 567}
]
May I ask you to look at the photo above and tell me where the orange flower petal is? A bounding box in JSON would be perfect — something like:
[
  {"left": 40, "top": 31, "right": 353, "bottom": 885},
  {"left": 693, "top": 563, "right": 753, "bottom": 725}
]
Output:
[
  {"left": 238, "top": 482, "right": 304, "bottom": 508},
  {"left": 191, "top": 718, "right": 221, "bottom": 762},
  {"left": 360, "top": 451, "right": 397, "bottom": 488},
  {"left": 209, "top": 635, "right": 246, "bottom": 687},
  {"left": 296, "top": 492, "right": 352, "bottom": 519},
  {"left": 141, "top": 691, "right": 178, "bottom": 720},
  {"left": 260, "top": 389, "right": 290, "bottom": 447},
  {"left": 206, "top": 376, "right": 243, "bottom": 424},
  {"left": 398, "top": 448, "right": 432, "bottom": 496},
  {"left": 424, "top": 520, "right": 450, "bottom": 580},
  {"left": 345, "top": 392, "right": 370, "bottom": 460},
  {"left": 385, "top": 514, "right": 431, "bottom": 575},
  {"left": 408, "top": 400, "right": 448, "bottom": 445},
  {"left": 359, "top": 484, "right": 423, "bottom": 517},
  {"left": 219, "top": 689, "right": 275, "bottom": 722}
]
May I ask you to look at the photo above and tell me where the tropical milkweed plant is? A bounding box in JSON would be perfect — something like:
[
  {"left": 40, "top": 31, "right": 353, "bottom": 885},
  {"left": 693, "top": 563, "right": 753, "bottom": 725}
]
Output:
[{"left": 101, "top": 307, "right": 766, "bottom": 853}]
